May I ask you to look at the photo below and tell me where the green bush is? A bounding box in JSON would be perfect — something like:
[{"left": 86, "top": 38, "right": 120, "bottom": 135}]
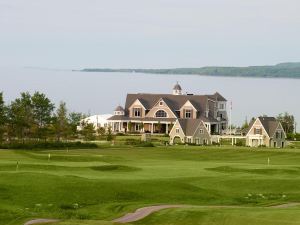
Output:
[{"left": 0, "top": 141, "right": 98, "bottom": 150}]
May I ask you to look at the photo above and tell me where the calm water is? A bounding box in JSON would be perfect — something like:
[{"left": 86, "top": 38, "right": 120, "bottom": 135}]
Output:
[{"left": 0, "top": 67, "right": 299, "bottom": 130}]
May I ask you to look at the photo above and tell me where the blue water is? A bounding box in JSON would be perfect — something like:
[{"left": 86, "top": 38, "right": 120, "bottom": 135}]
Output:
[{"left": 0, "top": 67, "right": 299, "bottom": 130}]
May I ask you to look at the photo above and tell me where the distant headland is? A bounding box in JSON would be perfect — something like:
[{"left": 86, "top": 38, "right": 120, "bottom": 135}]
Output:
[{"left": 80, "top": 62, "right": 300, "bottom": 79}]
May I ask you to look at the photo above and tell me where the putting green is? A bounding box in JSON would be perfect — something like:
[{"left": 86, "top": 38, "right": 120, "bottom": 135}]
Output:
[{"left": 1, "top": 145, "right": 300, "bottom": 225}]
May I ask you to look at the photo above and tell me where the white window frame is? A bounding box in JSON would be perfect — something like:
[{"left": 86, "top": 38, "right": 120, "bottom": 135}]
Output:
[
  {"left": 155, "top": 110, "right": 168, "bottom": 118},
  {"left": 185, "top": 109, "right": 192, "bottom": 118},
  {"left": 133, "top": 108, "right": 141, "bottom": 117}
]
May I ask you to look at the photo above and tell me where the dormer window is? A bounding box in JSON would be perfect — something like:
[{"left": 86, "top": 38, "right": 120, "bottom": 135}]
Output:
[
  {"left": 185, "top": 109, "right": 192, "bottom": 118},
  {"left": 133, "top": 108, "right": 142, "bottom": 117}
]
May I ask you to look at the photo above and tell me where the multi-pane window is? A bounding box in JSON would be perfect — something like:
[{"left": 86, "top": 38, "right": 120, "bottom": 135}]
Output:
[
  {"left": 199, "top": 129, "right": 204, "bottom": 134},
  {"left": 156, "top": 110, "right": 167, "bottom": 118},
  {"left": 219, "top": 103, "right": 225, "bottom": 109},
  {"left": 176, "top": 128, "right": 180, "bottom": 134},
  {"left": 185, "top": 109, "right": 192, "bottom": 118},
  {"left": 135, "top": 123, "right": 140, "bottom": 131},
  {"left": 133, "top": 108, "right": 141, "bottom": 117},
  {"left": 254, "top": 128, "right": 262, "bottom": 135}
]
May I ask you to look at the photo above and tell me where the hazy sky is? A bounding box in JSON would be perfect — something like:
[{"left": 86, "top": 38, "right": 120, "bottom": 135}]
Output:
[{"left": 1, "top": 0, "right": 300, "bottom": 69}]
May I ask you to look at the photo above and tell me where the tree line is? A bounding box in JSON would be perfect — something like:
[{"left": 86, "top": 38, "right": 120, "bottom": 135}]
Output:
[{"left": 0, "top": 91, "right": 100, "bottom": 144}]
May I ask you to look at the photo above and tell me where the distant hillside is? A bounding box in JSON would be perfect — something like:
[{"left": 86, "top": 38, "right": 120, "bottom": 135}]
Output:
[{"left": 81, "top": 62, "right": 300, "bottom": 78}]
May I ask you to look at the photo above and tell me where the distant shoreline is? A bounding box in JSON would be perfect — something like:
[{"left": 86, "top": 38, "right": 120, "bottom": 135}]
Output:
[{"left": 79, "top": 62, "right": 300, "bottom": 79}]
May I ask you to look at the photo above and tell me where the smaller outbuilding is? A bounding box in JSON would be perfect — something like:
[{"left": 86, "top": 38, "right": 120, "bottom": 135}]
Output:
[
  {"left": 245, "top": 116, "right": 286, "bottom": 148},
  {"left": 169, "top": 119, "right": 211, "bottom": 145}
]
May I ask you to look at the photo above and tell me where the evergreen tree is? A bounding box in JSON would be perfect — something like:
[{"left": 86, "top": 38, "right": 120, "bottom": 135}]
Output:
[
  {"left": 53, "top": 102, "right": 69, "bottom": 141},
  {"left": 97, "top": 127, "right": 106, "bottom": 136},
  {"left": 80, "top": 121, "right": 96, "bottom": 141},
  {"left": 68, "top": 112, "right": 84, "bottom": 138}
]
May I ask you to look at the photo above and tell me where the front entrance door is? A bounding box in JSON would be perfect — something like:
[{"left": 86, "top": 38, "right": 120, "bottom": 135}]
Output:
[{"left": 252, "top": 139, "right": 258, "bottom": 147}]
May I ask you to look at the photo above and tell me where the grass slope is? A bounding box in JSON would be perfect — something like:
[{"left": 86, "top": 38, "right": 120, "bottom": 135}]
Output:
[{"left": 1, "top": 146, "right": 300, "bottom": 225}]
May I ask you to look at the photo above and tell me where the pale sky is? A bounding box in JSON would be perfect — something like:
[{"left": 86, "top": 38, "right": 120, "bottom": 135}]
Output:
[{"left": 1, "top": 0, "right": 300, "bottom": 69}]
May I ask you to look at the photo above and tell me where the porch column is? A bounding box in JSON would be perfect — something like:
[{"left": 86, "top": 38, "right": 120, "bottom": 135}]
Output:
[
  {"left": 126, "top": 122, "right": 129, "bottom": 133},
  {"left": 112, "top": 122, "right": 115, "bottom": 132},
  {"left": 119, "top": 122, "right": 121, "bottom": 132},
  {"left": 151, "top": 123, "right": 154, "bottom": 134},
  {"left": 166, "top": 123, "right": 169, "bottom": 134}
]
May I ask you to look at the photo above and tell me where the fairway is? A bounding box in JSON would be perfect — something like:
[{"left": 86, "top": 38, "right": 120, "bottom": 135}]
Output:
[{"left": 1, "top": 146, "right": 300, "bottom": 225}]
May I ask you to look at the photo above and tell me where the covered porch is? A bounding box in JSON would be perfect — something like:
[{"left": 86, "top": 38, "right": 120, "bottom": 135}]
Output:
[{"left": 109, "top": 119, "right": 175, "bottom": 134}]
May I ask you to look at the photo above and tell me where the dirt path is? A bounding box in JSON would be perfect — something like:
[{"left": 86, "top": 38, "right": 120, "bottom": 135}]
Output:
[
  {"left": 112, "top": 205, "right": 185, "bottom": 223},
  {"left": 24, "top": 219, "right": 60, "bottom": 225},
  {"left": 23, "top": 202, "right": 300, "bottom": 225},
  {"left": 112, "top": 203, "right": 300, "bottom": 223},
  {"left": 270, "top": 202, "right": 300, "bottom": 208}
]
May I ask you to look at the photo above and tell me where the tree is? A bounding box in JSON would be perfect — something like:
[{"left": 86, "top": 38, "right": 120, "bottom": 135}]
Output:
[
  {"left": 277, "top": 112, "right": 295, "bottom": 133},
  {"left": 31, "top": 92, "right": 55, "bottom": 140},
  {"left": 52, "top": 102, "right": 69, "bottom": 141},
  {"left": 8, "top": 92, "right": 33, "bottom": 142},
  {"left": 106, "top": 126, "right": 114, "bottom": 141},
  {"left": 97, "top": 127, "right": 106, "bottom": 136},
  {"left": 68, "top": 112, "right": 84, "bottom": 138},
  {"left": 0, "top": 92, "right": 7, "bottom": 143},
  {"left": 80, "top": 121, "right": 96, "bottom": 141}
]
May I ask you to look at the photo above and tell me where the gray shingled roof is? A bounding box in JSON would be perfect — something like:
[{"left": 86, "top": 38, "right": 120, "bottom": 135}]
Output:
[
  {"left": 125, "top": 93, "right": 218, "bottom": 114},
  {"left": 209, "top": 92, "right": 227, "bottom": 101},
  {"left": 173, "top": 83, "right": 182, "bottom": 90},
  {"left": 108, "top": 115, "right": 129, "bottom": 120},
  {"left": 246, "top": 117, "right": 281, "bottom": 137},
  {"left": 177, "top": 119, "right": 206, "bottom": 136},
  {"left": 114, "top": 105, "right": 124, "bottom": 111},
  {"left": 258, "top": 117, "right": 280, "bottom": 137}
]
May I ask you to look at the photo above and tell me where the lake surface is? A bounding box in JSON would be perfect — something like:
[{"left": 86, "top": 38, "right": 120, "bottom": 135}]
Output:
[{"left": 0, "top": 67, "right": 299, "bottom": 130}]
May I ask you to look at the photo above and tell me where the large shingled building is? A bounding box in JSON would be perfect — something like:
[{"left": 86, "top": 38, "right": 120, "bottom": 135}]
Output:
[{"left": 108, "top": 83, "right": 228, "bottom": 137}]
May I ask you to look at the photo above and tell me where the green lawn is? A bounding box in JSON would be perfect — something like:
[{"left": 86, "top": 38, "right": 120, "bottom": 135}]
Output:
[{"left": 1, "top": 145, "right": 300, "bottom": 225}]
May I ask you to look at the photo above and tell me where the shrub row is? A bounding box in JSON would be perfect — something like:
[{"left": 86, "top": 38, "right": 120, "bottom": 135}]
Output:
[{"left": 0, "top": 141, "right": 98, "bottom": 150}]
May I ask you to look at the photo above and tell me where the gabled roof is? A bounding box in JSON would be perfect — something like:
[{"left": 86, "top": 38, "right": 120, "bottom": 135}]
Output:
[
  {"left": 246, "top": 116, "right": 283, "bottom": 137},
  {"left": 125, "top": 93, "right": 216, "bottom": 113},
  {"left": 173, "top": 82, "right": 182, "bottom": 90},
  {"left": 177, "top": 119, "right": 207, "bottom": 136},
  {"left": 114, "top": 105, "right": 124, "bottom": 111},
  {"left": 258, "top": 117, "right": 281, "bottom": 137},
  {"left": 209, "top": 92, "right": 227, "bottom": 101}
]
